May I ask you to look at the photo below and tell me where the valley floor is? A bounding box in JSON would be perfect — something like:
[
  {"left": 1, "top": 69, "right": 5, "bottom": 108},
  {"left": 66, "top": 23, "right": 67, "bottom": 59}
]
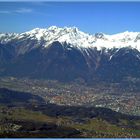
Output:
[{"left": 0, "top": 77, "right": 140, "bottom": 116}]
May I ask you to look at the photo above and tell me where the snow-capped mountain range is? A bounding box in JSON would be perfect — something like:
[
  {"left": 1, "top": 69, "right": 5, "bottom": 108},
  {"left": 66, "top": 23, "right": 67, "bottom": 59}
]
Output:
[
  {"left": 1, "top": 26, "right": 140, "bottom": 51},
  {"left": 0, "top": 26, "right": 140, "bottom": 83}
]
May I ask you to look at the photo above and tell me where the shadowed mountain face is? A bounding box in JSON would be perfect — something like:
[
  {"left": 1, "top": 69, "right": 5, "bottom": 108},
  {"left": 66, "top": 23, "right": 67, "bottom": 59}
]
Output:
[
  {"left": 1, "top": 41, "right": 140, "bottom": 83},
  {"left": 1, "top": 27, "right": 140, "bottom": 83},
  {"left": 0, "top": 42, "right": 91, "bottom": 81}
]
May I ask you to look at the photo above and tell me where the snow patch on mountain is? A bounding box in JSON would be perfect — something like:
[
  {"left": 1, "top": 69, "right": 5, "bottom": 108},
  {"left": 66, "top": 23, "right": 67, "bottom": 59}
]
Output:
[
  {"left": 0, "top": 33, "right": 18, "bottom": 44},
  {"left": 0, "top": 26, "right": 140, "bottom": 51}
]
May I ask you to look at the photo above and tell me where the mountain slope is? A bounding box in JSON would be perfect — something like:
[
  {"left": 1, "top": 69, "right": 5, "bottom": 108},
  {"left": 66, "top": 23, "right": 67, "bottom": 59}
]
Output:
[
  {"left": 0, "top": 102, "right": 140, "bottom": 138},
  {"left": 0, "top": 26, "right": 140, "bottom": 82}
]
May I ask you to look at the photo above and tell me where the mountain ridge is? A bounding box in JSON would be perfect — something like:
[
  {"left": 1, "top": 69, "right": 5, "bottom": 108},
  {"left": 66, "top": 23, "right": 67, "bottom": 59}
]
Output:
[{"left": 1, "top": 26, "right": 140, "bottom": 51}]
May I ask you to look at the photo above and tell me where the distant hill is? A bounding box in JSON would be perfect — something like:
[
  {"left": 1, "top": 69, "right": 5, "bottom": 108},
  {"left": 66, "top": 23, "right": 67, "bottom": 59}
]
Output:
[{"left": 0, "top": 88, "right": 45, "bottom": 105}]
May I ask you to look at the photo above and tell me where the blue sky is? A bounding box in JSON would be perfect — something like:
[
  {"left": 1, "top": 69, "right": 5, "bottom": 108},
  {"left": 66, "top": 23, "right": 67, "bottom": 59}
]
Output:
[{"left": 0, "top": 2, "right": 140, "bottom": 34}]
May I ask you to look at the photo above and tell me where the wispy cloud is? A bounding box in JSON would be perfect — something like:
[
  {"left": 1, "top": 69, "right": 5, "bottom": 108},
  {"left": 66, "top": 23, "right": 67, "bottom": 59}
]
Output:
[
  {"left": 0, "top": 8, "right": 33, "bottom": 14},
  {"left": 15, "top": 8, "right": 33, "bottom": 13},
  {"left": 0, "top": 10, "right": 11, "bottom": 14}
]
